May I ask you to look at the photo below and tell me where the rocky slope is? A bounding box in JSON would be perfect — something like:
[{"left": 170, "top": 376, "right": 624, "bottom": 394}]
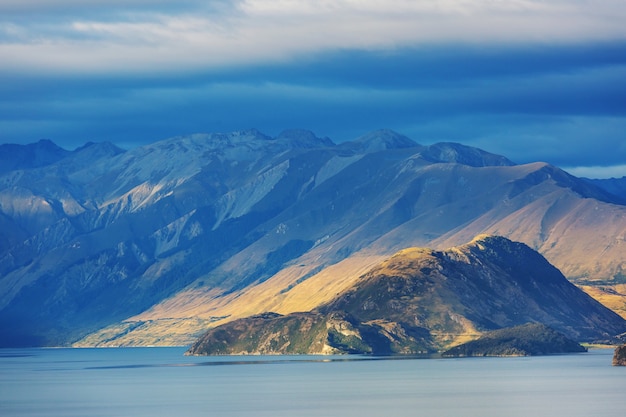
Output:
[
  {"left": 186, "top": 236, "right": 626, "bottom": 355},
  {"left": 1, "top": 129, "right": 625, "bottom": 347}
]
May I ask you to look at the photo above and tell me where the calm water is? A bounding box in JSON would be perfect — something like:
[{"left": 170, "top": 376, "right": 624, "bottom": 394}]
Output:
[{"left": 0, "top": 347, "right": 624, "bottom": 417}]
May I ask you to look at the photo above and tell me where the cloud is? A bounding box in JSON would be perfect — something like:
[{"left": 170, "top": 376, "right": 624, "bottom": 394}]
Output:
[
  {"left": 0, "top": 0, "right": 222, "bottom": 14},
  {"left": 2, "top": 44, "right": 625, "bottom": 166},
  {"left": 452, "top": 115, "right": 626, "bottom": 166},
  {"left": 1, "top": 1, "right": 625, "bottom": 172},
  {"left": 563, "top": 165, "right": 626, "bottom": 179},
  {"left": 2, "top": 0, "right": 626, "bottom": 75}
]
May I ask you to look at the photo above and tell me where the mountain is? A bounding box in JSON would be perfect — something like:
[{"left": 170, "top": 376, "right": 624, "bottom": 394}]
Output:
[
  {"left": 441, "top": 323, "right": 587, "bottom": 357},
  {"left": 186, "top": 236, "right": 626, "bottom": 356},
  {"left": 1, "top": 129, "right": 626, "bottom": 347},
  {"left": 321, "top": 235, "right": 626, "bottom": 343}
]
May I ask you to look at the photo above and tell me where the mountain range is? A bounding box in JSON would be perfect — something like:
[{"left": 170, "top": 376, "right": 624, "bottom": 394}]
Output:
[{"left": 1, "top": 129, "right": 625, "bottom": 347}]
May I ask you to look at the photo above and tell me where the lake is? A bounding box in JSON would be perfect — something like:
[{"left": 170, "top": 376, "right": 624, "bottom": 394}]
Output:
[{"left": 1, "top": 347, "right": 624, "bottom": 417}]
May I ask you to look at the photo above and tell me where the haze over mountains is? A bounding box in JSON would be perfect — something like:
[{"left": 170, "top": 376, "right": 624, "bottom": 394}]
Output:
[{"left": 1, "top": 129, "right": 625, "bottom": 347}]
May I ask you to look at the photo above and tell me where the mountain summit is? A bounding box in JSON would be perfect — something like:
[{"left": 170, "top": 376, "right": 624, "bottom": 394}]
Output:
[
  {"left": 0, "top": 139, "right": 70, "bottom": 174},
  {"left": 1, "top": 129, "right": 625, "bottom": 347},
  {"left": 339, "top": 129, "right": 419, "bottom": 152}
]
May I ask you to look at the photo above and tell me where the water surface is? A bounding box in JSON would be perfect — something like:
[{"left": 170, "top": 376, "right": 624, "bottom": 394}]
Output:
[{"left": 1, "top": 347, "right": 624, "bottom": 417}]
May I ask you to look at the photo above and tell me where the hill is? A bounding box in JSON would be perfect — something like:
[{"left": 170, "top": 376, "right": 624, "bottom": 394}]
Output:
[
  {"left": 186, "top": 236, "right": 626, "bottom": 355},
  {"left": 441, "top": 323, "right": 587, "bottom": 357},
  {"left": 1, "top": 129, "right": 625, "bottom": 347}
]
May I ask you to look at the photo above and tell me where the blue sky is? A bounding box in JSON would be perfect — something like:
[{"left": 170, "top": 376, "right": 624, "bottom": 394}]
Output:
[{"left": 1, "top": 1, "right": 626, "bottom": 177}]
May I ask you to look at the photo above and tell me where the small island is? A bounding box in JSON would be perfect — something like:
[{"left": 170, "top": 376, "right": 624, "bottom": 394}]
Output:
[
  {"left": 613, "top": 345, "right": 626, "bottom": 366},
  {"left": 442, "top": 323, "right": 587, "bottom": 357}
]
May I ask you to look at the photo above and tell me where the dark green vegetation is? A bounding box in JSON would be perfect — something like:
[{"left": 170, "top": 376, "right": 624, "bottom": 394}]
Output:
[
  {"left": 186, "top": 310, "right": 430, "bottom": 356},
  {"left": 187, "top": 311, "right": 375, "bottom": 355},
  {"left": 187, "top": 236, "right": 626, "bottom": 355},
  {"left": 441, "top": 323, "right": 587, "bottom": 357}
]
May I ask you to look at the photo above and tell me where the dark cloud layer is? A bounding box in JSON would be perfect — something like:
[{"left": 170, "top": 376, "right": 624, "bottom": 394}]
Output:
[{"left": 1, "top": 1, "right": 625, "bottom": 177}]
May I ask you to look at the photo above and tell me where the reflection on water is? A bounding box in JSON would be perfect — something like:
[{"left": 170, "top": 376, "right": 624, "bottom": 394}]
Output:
[
  {"left": 1, "top": 347, "right": 624, "bottom": 417},
  {"left": 85, "top": 353, "right": 434, "bottom": 370}
]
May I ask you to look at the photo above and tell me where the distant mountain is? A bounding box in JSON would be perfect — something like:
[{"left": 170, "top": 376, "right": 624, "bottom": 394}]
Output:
[
  {"left": 585, "top": 177, "right": 626, "bottom": 202},
  {"left": 186, "top": 236, "right": 625, "bottom": 356},
  {"left": 337, "top": 129, "right": 419, "bottom": 152},
  {"left": 0, "top": 139, "right": 70, "bottom": 174},
  {"left": 1, "top": 129, "right": 626, "bottom": 347},
  {"left": 441, "top": 323, "right": 587, "bottom": 357},
  {"left": 419, "top": 142, "right": 515, "bottom": 167}
]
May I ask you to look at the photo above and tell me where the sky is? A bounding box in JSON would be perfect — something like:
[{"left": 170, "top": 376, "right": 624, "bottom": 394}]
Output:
[{"left": 1, "top": 1, "right": 626, "bottom": 178}]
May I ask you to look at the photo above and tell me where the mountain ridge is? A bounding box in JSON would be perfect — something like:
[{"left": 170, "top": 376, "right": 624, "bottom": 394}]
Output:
[{"left": 1, "top": 129, "right": 625, "bottom": 347}]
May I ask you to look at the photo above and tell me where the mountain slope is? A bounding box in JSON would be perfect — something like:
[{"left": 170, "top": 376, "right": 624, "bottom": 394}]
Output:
[
  {"left": 1, "top": 129, "right": 625, "bottom": 347},
  {"left": 186, "top": 236, "right": 626, "bottom": 355}
]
